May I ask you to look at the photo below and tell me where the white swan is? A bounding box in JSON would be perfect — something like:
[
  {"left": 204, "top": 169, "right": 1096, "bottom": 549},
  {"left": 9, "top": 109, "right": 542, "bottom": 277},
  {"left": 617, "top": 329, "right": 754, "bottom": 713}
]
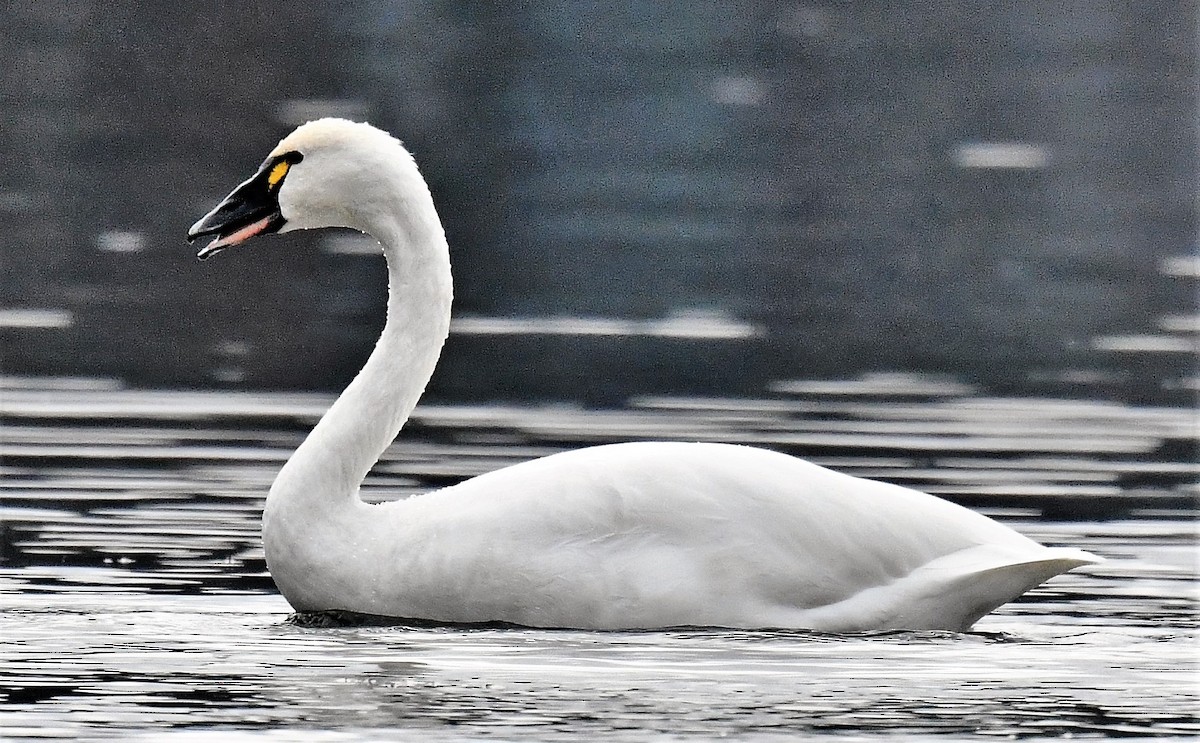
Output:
[{"left": 187, "top": 118, "right": 1098, "bottom": 632}]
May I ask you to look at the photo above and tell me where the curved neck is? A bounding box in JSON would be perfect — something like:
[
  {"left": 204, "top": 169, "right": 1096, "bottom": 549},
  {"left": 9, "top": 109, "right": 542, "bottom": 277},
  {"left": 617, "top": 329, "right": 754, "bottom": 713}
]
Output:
[{"left": 268, "top": 185, "right": 452, "bottom": 511}]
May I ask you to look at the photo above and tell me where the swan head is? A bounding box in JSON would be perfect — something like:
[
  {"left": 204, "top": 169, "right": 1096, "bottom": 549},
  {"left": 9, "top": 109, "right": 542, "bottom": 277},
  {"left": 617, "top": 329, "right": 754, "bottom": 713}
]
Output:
[{"left": 187, "top": 118, "right": 417, "bottom": 260}]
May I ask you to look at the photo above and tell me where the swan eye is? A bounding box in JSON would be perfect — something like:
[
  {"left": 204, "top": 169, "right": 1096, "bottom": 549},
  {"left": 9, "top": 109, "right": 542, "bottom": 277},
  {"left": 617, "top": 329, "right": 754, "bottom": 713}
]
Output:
[
  {"left": 264, "top": 151, "right": 303, "bottom": 191},
  {"left": 267, "top": 161, "right": 291, "bottom": 189}
]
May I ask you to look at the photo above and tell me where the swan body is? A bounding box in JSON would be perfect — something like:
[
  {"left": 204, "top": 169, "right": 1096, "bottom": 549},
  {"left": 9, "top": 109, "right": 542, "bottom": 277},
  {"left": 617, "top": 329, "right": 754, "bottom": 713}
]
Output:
[{"left": 188, "top": 118, "right": 1099, "bottom": 632}]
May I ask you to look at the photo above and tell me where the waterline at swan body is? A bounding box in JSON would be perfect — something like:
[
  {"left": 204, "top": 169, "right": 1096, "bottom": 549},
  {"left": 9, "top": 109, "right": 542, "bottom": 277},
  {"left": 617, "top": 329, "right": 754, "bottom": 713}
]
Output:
[{"left": 187, "top": 118, "right": 1099, "bottom": 631}]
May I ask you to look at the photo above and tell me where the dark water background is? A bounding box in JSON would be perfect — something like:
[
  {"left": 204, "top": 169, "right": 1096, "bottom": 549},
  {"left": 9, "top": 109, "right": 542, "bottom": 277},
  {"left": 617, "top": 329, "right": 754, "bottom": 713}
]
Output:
[
  {"left": 1, "top": 2, "right": 1194, "bottom": 401},
  {"left": 1, "top": 374, "right": 1196, "bottom": 740}
]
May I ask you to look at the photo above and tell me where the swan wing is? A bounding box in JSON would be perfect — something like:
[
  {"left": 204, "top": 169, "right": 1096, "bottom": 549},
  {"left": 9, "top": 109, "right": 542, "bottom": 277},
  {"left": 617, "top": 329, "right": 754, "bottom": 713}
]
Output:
[{"left": 345, "top": 442, "right": 1093, "bottom": 630}]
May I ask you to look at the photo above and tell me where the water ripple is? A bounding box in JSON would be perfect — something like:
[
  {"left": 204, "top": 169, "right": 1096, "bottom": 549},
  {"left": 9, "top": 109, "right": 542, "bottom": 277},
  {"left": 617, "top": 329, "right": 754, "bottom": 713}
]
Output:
[{"left": 1, "top": 380, "right": 1196, "bottom": 739}]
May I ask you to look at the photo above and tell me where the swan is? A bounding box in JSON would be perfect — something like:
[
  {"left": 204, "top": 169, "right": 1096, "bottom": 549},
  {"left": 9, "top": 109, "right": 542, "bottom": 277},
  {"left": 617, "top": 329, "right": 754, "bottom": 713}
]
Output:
[{"left": 186, "top": 118, "right": 1099, "bottom": 632}]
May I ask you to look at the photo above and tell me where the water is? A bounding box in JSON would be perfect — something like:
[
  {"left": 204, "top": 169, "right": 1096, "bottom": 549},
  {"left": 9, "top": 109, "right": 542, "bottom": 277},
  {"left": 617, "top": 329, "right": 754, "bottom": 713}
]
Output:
[{"left": 1, "top": 376, "right": 1197, "bottom": 740}]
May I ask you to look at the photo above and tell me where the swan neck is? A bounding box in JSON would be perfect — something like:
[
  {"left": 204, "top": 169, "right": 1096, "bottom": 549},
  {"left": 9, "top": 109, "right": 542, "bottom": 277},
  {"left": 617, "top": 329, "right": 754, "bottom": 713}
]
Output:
[{"left": 269, "top": 183, "right": 451, "bottom": 509}]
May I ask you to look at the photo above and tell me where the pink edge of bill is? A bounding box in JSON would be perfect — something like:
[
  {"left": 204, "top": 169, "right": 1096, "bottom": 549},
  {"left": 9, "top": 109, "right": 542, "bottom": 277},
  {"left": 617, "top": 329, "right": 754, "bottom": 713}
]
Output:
[{"left": 198, "top": 215, "right": 274, "bottom": 258}]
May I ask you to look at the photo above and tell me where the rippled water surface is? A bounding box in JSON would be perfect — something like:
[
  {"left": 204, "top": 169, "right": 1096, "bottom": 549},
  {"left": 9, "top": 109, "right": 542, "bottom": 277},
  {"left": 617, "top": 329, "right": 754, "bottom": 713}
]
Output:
[{"left": 1, "top": 376, "right": 1197, "bottom": 740}]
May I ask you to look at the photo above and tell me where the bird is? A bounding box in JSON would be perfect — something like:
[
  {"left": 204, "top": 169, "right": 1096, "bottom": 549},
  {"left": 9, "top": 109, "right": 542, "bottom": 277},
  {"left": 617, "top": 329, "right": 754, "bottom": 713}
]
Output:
[{"left": 187, "top": 118, "right": 1099, "bottom": 632}]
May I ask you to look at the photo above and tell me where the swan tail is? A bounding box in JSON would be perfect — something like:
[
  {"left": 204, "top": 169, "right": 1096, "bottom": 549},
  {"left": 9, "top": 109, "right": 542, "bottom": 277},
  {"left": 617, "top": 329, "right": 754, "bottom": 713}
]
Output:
[
  {"left": 903, "top": 545, "right": 1102, "bottom": 631},
  {"left": 787, "top": 545, "right": 1101, "bottom": 633}
]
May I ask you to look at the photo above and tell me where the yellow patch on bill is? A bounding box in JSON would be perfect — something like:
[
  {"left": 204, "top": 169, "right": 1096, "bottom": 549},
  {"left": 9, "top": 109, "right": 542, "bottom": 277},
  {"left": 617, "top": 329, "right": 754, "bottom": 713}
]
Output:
[{"left": 267, "top": 161, "right": 290, "bottom": 188}]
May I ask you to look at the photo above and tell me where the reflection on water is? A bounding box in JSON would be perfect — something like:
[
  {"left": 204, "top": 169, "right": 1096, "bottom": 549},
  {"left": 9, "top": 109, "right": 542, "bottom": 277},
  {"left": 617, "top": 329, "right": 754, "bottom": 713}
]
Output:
[
  {"left": 0, "top": 375, "right": 1197, "bottom": 739},
  {"left": 2, "top": 594, "right": 1196, "bottom": 740},
  {"left": 450, "top": 309, "right": 764, "bottom": 340}
]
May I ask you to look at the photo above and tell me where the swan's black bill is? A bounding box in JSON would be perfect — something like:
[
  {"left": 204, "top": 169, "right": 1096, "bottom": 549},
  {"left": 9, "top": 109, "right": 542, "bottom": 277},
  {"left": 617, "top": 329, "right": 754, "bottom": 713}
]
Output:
[{"left": 187, "top": 152, "right": 302, "bottom": 260}]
